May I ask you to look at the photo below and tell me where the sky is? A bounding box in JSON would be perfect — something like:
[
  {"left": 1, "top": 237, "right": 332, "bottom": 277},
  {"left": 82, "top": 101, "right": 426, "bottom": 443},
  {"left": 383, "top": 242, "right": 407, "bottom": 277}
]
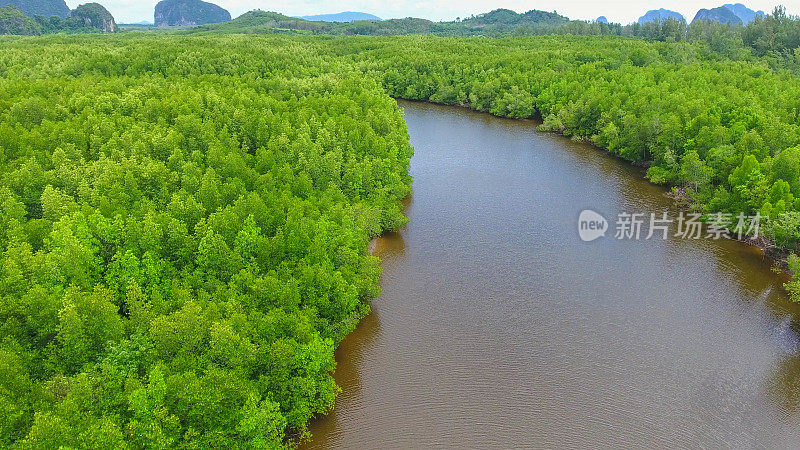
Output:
[{"left": 69, "top": 0, "right": 799, "bottom": 25}]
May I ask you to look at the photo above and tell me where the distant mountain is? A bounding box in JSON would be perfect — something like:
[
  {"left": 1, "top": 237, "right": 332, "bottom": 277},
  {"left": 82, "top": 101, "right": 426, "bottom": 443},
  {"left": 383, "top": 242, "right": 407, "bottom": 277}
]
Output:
[
  {"left": 692, "top": 6, "right": 742, "bottom": 25},
  {"left": 199, "top": 8, "right": 572, "bottom": 36},
  {"left": 461, "top": 8, "right": 569, "bottom": 27},
  {"left": 722, "top": 3, "right": 765, "bottom": 24},
  {"left": 0, "top": 0, "right": 69, "bottom": 19},
  {"left": 154, "top": 0, "right": 230, "bottom": 27},
  {"left": 0, "top": 5, "right": 40, "bottom": 34},
  {"left": 71, "top": 3, "right": 116, "bottom": 32},
  {"left": 596, "top": 16, "right": 608, "bottom": 24},
  {"left": 210, "top": 10, "right": 304, "bottom": 28},
  {"left": 299, "top": 12, "right": 380, "bottom": 22},
  {"left": 638, "top": 9, "right": 685, "bottom": 25}
]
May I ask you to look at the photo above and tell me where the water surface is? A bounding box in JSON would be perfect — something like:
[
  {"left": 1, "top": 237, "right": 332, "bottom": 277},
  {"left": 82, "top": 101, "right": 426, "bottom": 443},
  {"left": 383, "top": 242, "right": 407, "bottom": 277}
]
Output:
[{"left": 303, "top": 100, "right": 800, "bottom": 448}]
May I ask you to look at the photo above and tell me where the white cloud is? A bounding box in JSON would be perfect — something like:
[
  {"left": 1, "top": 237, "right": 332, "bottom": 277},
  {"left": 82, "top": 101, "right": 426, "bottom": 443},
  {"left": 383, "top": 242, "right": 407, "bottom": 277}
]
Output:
[{"left": 67, "top": 0, "right": 797, "bottom": 26}]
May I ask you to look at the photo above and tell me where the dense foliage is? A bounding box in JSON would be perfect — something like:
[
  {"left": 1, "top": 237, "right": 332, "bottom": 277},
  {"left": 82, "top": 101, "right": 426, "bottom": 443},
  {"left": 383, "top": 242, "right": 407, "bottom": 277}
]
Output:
[
  {"left": 4, "top": 15, "right": 800, "bottom": 446},
  {"left": 3, "top": 2, "right": 798, "bottom": 66},
  {"left": 193, "top": 6, "right": 800, "bottom": 70},
  {"left": 185, "top": 6, "right": 781, "bottom": 45},
  {"left": 0, "top": 34, "right": 412, "bottom": 447}
]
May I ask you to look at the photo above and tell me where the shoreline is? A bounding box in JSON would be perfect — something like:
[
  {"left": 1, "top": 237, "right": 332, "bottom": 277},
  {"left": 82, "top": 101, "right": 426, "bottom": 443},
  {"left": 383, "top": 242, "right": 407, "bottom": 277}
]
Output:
[{"left": 367, "top": 236, "right": 379, "bottom": 255}]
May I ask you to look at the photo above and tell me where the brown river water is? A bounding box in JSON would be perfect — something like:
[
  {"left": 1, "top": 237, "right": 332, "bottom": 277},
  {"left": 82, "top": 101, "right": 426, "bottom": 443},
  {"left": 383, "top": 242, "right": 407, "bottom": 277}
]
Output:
[{"left": 302, "top": 100, "right": 800, "bottom": 448}]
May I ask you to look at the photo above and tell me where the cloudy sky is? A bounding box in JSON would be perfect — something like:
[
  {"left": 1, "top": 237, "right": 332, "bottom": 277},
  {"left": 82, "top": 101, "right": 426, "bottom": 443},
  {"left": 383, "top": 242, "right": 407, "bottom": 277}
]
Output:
[{"left": 68, "top": 0, "right": 798, "bottom": 25}]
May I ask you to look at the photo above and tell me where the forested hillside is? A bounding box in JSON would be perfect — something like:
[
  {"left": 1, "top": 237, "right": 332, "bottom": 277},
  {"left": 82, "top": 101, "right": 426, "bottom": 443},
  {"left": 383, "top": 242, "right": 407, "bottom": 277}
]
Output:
[
  {"left": 0, "top": 5, "right": 40, "bottom": 35},
  {"left": 70, "top": 3, "right": 117, "bottom": 32},
  {"left": 0, "top": 34, "right": 412, "bottom": 447},
  {"left": 0, "top": 0, "right": 69, "bottom": 19},
  {"left": 154, "top": 0, "right": 231, "bottom": 27},
  {"left": 194, "top": 8, "right": 573, "bottom": 36}
]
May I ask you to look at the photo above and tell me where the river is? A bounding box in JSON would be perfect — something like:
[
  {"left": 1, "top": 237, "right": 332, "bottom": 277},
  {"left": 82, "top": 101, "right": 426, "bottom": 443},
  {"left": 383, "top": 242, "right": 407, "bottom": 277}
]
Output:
[{"left": 302, "top": 100, "right": 800, "bottom": 448}]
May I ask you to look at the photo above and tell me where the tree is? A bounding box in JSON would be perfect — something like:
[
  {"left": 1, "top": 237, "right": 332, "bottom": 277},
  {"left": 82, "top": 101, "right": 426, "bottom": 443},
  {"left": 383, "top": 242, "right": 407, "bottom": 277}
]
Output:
[{"left": 679, "top": 150, "right": 713, "bottom": 191}]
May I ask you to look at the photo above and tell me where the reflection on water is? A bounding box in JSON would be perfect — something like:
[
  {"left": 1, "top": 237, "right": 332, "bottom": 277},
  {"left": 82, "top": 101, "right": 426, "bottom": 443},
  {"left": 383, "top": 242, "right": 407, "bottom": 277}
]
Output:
[
  {"left": 372, "top": 231, "right": 407, "bottom": 258},
  {"left": 771, "top": 352, "right": 800, "bottom": 415},
  {"left": 303, "top": 100, "right": 800, "bottom": 448}
]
